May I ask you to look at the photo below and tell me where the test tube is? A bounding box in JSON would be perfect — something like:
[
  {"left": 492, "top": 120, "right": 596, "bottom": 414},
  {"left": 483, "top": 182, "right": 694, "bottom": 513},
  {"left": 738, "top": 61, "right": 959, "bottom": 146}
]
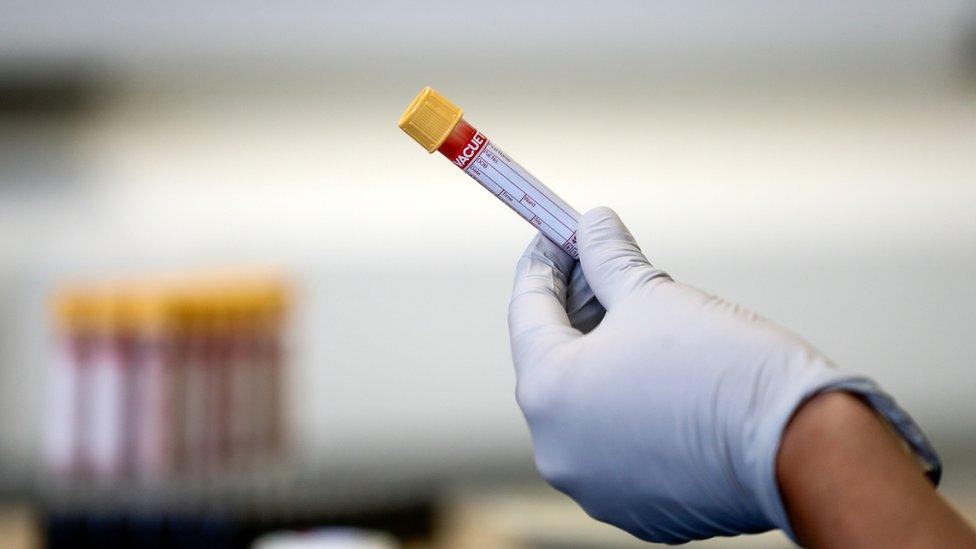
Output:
[
  {"left": 399, "top": 87, "right": 580, "bottom": 258},
  {"left": 85, "top": 288, "right": 131, "bottom": 480},
  {"left": 45, "top": 288, "right": 93, "bottom": 479},
  {"left": 129, "top": 288, "right": 174, "bottom": 482}
]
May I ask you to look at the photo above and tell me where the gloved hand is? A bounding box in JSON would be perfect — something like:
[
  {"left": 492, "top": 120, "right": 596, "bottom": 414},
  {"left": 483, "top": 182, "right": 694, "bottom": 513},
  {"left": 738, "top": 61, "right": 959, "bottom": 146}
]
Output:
[{"left": 508, "top": 206, "right": 939, "bottom": 543}]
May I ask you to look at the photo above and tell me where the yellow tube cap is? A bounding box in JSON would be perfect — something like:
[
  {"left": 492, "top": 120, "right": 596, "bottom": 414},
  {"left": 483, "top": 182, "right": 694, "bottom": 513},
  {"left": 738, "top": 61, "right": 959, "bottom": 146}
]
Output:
[{"left": 398, "top": 87, "right": 463, "bottom": 153}]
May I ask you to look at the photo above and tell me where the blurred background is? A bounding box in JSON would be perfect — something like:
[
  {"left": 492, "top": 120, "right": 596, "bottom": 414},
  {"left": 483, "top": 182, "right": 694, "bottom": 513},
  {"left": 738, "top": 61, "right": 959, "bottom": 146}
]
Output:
[{"left": 1, "top": 1, "right": 975, "bottom": 547}]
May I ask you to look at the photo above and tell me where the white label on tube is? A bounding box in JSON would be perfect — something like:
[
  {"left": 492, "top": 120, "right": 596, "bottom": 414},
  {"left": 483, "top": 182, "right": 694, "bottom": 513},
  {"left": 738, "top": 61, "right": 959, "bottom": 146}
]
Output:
[
  {"left": 465, "top": 142, "right": 580, "bottom": 258},
  {"left": 44, "top": 340, "right": 79, "bottom": 476},
  {"left": 87, "top": 342, "right": 125, "bottom": 478}
]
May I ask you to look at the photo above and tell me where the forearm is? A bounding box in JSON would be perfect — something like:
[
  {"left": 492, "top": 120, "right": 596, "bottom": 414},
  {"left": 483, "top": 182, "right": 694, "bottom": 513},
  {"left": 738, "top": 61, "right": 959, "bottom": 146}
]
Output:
[{"left": 777, "top": 391, "right": 976, "bottom": 548}]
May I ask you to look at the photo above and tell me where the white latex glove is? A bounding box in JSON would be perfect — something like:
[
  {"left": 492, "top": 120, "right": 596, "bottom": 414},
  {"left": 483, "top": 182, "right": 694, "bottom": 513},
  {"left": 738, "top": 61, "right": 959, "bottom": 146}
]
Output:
[{"left": 508, "top": 207, "right": 939, "bottom": 544}]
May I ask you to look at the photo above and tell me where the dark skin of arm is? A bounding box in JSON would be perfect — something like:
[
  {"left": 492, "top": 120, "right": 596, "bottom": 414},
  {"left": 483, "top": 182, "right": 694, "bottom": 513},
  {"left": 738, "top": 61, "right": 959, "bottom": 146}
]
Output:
[{"left": 777, "top": 391, "right": 976, "bottom": 548}]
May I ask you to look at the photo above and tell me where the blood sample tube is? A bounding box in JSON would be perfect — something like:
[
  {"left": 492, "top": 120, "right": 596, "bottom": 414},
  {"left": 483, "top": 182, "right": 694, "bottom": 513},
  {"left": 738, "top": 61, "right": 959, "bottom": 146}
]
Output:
[
  {"left": 85, "top": 288, "right": 131, "bottom": 480},
  {"left": 45, "top": 288, "right": 93, "bottom": 480},
  {"left": 129, "top": 288, "right": 174, "bottom": 482},
  {"left": 398, "top": 87, "right": 580, "bottom": 258}
]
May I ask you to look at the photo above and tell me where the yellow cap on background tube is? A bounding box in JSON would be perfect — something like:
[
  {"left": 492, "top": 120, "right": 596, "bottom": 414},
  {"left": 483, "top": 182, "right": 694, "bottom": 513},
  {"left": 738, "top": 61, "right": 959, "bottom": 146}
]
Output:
[
  {"left": 52, "top": 287, "right": 95, "bottom": 332},
  {"left": 398, "top": 87, "right": 463, "bottom": 153}
]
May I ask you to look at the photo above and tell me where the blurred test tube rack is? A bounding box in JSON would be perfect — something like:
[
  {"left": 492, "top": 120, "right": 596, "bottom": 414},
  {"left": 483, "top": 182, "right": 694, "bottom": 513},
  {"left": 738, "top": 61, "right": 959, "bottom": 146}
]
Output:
[{"left": 42, "top": 271, "right": 290, "bottom": 497}]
